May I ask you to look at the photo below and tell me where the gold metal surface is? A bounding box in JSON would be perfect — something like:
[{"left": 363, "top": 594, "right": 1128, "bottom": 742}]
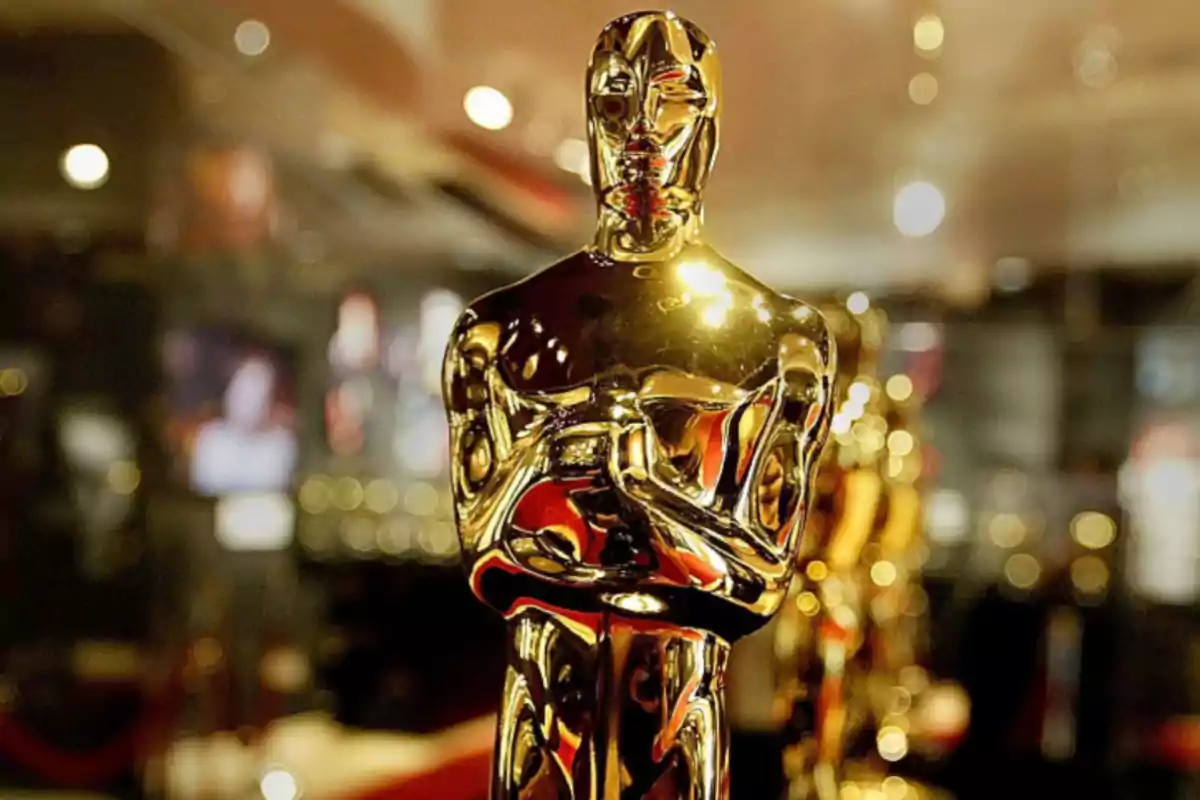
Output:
[
  {"left": 775, "top": 298, "right": 900, "bottom": 800},
  {"left": 776, "top": 329, "right": 958, "bottom": 798},
  {"left": 442, "top": 11, "right": 836, "bottom": 798}
]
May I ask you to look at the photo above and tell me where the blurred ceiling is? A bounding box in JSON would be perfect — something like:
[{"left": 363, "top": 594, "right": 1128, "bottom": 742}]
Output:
[
  {"left": 3, "top": 0, "right": 1200, "bottom": 290},
  {"left": 414, "top": 0, "right": 1200, "bottom": 287}
]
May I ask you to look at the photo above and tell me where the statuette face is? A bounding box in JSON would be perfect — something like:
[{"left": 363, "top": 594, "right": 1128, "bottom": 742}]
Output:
[{"left": 587, "top": 12, "right": 720, "bottom": 261}]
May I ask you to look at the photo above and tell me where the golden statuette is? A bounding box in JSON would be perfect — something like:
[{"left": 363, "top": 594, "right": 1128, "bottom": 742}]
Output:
[{"left": 442, "top": 11, "right": 836, "bottom": 798}]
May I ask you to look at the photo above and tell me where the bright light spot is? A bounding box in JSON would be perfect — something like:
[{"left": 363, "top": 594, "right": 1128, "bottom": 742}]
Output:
[
  {"left": 881, "top": 776, "right": 910, "bottom": 800},
  {"left": 887, "top": 430, "right": 915, "bottom": 456},
  {"left": 216, "top": 494, "right": 295, "bottom": 552},
  {"left": 234, "top": 19, "right": 271, "bottom": 56},
  {"left": 260, "top": 769, "right": 299, "bottom": 800},
  {"left": 107, "top": 460, "right": 141, "bottom": 495},
  {"left": 908, "top": 72, "right": 939, "bottom": 105},
  {"left": 848, "top": 381, "right": 872, "bottom": 405},
  {"left": 364, "top": 479, "right": 399, "bottom": 514},
  {"left": 298, "top": 476, "right": 331, "bottom": 514},
  {"left": 60, "top": 144, "right": 109, "bottom": 190},
  {"left": 918, "top": 683, "right": 971, "bottom": 737},
  {"left": 791, "top": 305, "right": 814, "bottom": 322},
  {"left": 677, "top": 260, "right": 727, "bottom": 296},
  {"left": 877, "top": 725, "right": 909, "bottom": 762},
  {"left": 913, "top": 14, "right": 945, "bottom": 52},
  {"left": 554, "top": 138, "right": 589, "bottom": 174},
  {"left": 893, "top": 181, "right": 945, "bottom": 237},
  {"left": 604, "top": 592, "right": 666, "bottom": 614},
  {"left": 1004, "top": 553, "right": 1041, "bottom": 589},
  {"left": 463, "top": 85, "right": 513, "bottom": 131},
  {"left": 871, "top": 560, "right": 898, "bottom": 587},
  {"left": 832, "top": 604, "right": 857, "bottom": 629},
  {"left": 701, "top": 305, "right": 728, "bottom": 328},
  {"left": 332, "top": 477, "right": 363, "bottom": 511},
  {"left": 831, "top": 413, "right": 852, "bottom": 435},
  {"left": 846, "top": 291, "right": 871, "bottom": 314},
  {"left": 886, "top": 374, "right": 914, "bottom": 402},
  {"left": 898, "top": 322, "right": 939, "bottom": 352},
  {"left": 926, "top": 489, "right": 969, "bottom": 544},
  {"left": 0, "top": 368, "right": 28, "bottom": 396},
  {"left": 1071, "top": 511, "right": 1116, "bottom": 549},
  {"left": 989, "top": 513, "right": 1026, "bottom": 549},
  {"left": 797, "top": 591, "right": 821, "bottom": 617},
  {"left": 806, "top": 560, "right": 829, "bottom": 582},
  {"left": 842, "top": 399, "right": 866, "bottom": 422}
]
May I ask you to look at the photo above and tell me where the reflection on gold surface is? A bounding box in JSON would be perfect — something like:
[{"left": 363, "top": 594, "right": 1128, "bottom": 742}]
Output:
[
  {"left": 441, "top": 12, "right": 835, "bottom": 799},
  {"left": 774, "top": 290, "right": 960, "bottom": 797}
]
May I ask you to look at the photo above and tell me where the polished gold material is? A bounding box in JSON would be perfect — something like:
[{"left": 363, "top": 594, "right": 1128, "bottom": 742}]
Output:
[
  {"left": 774, "top": 298, "right": 893, "bottom": 800},
  {"left": 776, "top": 327, "right": 956, "bottom": 799},
  {"left": 442, "top": 11, "right": 836, "bottom": 799}
]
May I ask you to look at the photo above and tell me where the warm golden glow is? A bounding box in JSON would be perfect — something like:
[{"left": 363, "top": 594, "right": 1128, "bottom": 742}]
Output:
[
  {"left": 893, "top": 181, "right": 945, "bottom": 237},
  {"left": 877, "top": 725, "right": 909, "bottom": 762},
  {"left": 913, "top": 14, "right": 945, "bottom": 52},
  {"left": 846, "top": 291, "right": 871, "bottom": 315},
  {"left": 234, "top": 19, "right": 271, "bottom": 57},
  {"left": 900, "top": 665, "right": 929, "bottom": 694},
  {"left": 1071, "top": 511, "right": 1116, "bottom": 550},
  {"left": 1071, "top": 555, "right": 1109, "bottom": 594},
  {"left": 298, "top": 476, "right": 331, "bottom": 514},
  {"left": 908, "top": 72, "right": 939, "bottom": 105},
  {"left": 364, "top": 479, "right": 399, "bottom": 514},
  {"left": 60, "top": 144, "right": 110, "bottom": 190},
  {"left": 1004, "top": 553, "right": 1041, "bottom": 589},
  {"left": 332, "top": 477, "right": 363, "bottom": 511},
  {"left": 887, "top": 430, "right": 915, "bottom": 456},
  {"left": 701, "top": 302, "right": 729, "bottom": 328},
  {"left": 403, "top": 482, "right": 439, "bottom": 516},
  {"left": 797, "top": 591, "right": 821, "bottom": 617},
  {"left": 554, "top": 137, "right": 589, "bottom": 174},
  {"left": 988, "top": 513, "right": 1026, "bottom": 549},
  {"left": 439, "top": 14, "right": 838, "bottom": 797},
  {"left": 848, "top": 380, "right": 872, "bottom": 405},
  {"left": 604, "top": 592, "right": 667, "bottom": 614},
  {"left": 0, "top": 368, "right": 28, "bottom": 396},
  {"left": 806, "top": 560, "right": 829, "bottom": 582},
  {"left": 885, "top": 374, "right": 914, "bottom": 403},
  {"left": 677, "top": 260, "right": 727, "bottom": 296},
  {"left": 870, "top": 560, "right": 898, "bottom": 587},
  {"left": 107, "top": 460, "right": 140, "bottom": 495},
  {"left": 881, "top": 776, "right": 911, "bottom": 800},
  {"left": 463, "top": 85, "right": 514, "bottom": 131}
]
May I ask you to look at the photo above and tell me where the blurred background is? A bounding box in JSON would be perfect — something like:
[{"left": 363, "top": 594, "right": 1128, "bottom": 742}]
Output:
[{"left": 0, "top": 0, "right": 1198, "bottom": 798}]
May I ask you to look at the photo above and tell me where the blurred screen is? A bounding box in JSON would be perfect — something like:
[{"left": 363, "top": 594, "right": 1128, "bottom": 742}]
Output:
[{"left": 163, "top": 327, "right": 298, "bottom": 497}]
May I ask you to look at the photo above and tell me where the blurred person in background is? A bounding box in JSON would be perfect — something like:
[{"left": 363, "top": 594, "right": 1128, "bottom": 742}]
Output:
[{"left": 191, "top": 355, "right": 296, "bottom": 495}]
